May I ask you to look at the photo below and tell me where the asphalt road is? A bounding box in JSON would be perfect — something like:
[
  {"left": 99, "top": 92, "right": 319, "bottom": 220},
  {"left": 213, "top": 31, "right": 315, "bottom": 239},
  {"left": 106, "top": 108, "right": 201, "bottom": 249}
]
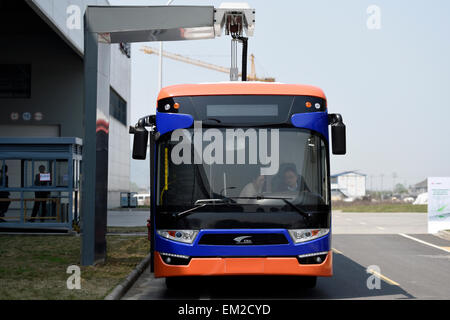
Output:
[
  {"left": 122, "top": 211, "right": 450, "bottom": 300},
  {"left": 107, "top": 209, "right": 149, "bottom": 227}
]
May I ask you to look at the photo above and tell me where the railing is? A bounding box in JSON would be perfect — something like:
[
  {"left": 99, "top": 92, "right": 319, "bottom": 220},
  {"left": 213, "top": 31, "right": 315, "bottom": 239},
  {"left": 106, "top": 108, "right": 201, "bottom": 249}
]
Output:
[{"left": 0, "top": 197, "right": 67, "bottom": 223}]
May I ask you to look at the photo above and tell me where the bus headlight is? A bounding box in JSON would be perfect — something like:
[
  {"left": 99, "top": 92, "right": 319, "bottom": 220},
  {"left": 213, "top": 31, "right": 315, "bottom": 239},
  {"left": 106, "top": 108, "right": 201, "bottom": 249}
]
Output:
[
  {"left": 157, "top": 230, "right": 199, "bottom": 244},
  {"left": 160, "top": 252, "right": 191, "bottom": 265},
  {"left": 288, "top": 229, "right": 329, "bottom": 243}
]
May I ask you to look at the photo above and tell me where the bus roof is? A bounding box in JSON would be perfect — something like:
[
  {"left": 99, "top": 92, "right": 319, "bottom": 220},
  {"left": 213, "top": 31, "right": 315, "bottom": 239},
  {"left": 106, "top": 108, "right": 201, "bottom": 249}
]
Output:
[{"left": 157, "top": 82, "right": 326, "bottom": 101}]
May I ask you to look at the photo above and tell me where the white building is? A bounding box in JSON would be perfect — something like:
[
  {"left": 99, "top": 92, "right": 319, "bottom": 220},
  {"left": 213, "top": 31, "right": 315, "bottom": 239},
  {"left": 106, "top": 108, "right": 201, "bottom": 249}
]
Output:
[
  {"left": 331, "top": 171, "right": 366, "bottom": 198},
  {"left": 410, "top": 179, "right": 427, "bottom": 196},
  {"left": 0, "top": 0, "right": 131, "bottom": 208}
]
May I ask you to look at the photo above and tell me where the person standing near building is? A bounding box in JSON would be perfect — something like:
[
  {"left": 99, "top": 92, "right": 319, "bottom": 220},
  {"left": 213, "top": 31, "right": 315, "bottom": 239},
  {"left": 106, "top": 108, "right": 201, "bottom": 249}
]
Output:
[
  {"left": 30, "top": 165, "right": 50, "bottom": 222},
  {"left": 0, "top": 165, "right": 10, "bottom": 222}
]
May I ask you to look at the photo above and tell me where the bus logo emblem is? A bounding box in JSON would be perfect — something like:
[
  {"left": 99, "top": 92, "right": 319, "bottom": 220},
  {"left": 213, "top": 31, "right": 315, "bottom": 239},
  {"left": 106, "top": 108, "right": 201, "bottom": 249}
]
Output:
[{"left": 233, "top": 235, "right": 253, "bottom": 244}]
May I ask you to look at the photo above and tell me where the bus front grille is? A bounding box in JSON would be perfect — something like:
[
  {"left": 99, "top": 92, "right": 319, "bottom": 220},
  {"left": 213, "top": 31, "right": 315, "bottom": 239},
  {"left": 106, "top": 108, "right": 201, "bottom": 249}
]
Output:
[{"left": 198, "top": 233, "right": 289, "bottom": 246}]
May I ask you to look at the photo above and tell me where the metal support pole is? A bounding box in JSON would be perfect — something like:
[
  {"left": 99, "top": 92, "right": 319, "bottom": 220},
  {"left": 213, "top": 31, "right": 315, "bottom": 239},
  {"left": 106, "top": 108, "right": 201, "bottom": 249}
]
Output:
[
  {"left": 230, "top": 38, "right": 239, "bottom": 81},
  {"left": 82, "top": 17, "right": 110, "bottom": 266},
  {"left": 230, "top": 36, "right": 248, "bottom": 81}
]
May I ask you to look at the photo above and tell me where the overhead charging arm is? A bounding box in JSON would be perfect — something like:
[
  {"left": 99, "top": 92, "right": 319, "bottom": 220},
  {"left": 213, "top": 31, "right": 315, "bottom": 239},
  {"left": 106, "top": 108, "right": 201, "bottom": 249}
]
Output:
[
  {"left": 214, "top": 4, "right": 255, "bottom": 81},
  {"left": 235, "top": 35, "right": 248, "bottom": 81}
]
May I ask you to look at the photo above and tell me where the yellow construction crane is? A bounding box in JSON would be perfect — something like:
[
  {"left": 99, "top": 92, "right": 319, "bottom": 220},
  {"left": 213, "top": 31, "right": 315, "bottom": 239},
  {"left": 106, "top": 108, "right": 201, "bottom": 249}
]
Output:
[{"left": 140, "top": 46, "right": 275, "bottom": 82}]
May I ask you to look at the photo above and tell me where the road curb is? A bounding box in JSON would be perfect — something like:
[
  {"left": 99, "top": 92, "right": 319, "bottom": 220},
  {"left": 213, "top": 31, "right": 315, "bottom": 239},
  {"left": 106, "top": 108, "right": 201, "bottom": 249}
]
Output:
[
  {"left": 104, "top": 253, "right": 151, "bottom": 300},
  {"left": 437, "top": 230, "right": 450, "bottom": 241}
]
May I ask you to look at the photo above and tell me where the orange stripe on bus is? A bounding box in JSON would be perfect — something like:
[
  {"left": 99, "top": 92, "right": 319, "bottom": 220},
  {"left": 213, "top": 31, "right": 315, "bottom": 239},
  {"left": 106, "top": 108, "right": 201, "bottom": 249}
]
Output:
[{"left": 157, "top": 83, "right": 327, "bottom": 101}]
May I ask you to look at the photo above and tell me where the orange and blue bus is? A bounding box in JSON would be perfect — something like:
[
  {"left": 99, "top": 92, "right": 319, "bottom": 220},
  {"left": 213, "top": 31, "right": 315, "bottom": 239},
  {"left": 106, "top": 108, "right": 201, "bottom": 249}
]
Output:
[{"left": 130, "top": 82, "right": 346, "bottom": 288}]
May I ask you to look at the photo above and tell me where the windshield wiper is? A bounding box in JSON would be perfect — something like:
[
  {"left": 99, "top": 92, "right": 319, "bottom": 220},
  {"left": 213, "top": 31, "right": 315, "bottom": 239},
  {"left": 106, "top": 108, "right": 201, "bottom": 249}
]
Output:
[
  {"left": 194, "top": 198, "right": 229, "bottom": 206},
  {"left": 173, "top": 204, "right": 207, "bottom": 219},
  {"left": 229, "top": 196, "right": 311, "bottom": 224},
  {"left": 174, "top": 199, "right": 232, "bottom": 219}
]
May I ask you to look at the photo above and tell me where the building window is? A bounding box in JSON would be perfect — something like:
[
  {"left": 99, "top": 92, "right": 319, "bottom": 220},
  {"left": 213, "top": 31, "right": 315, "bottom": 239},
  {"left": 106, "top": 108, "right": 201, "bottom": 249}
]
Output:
[
  {"left": 110, "top": 88, "right": 127, "bottom": 126},
  {"left": 0, "top": 64, "right": 31, "bottom": 98}
]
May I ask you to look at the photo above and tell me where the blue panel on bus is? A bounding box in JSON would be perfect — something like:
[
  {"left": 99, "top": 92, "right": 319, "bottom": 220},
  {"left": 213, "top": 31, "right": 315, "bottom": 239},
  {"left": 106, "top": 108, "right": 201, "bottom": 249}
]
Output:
[
  {"left": 155, "top": 229, "right": 330, "bottom": 257},
  {"left": 156, "top": 111, "right": 194, "bottom": 135},
  {"left": 291, "top": 112, "right": 329, "bottom": 140}
]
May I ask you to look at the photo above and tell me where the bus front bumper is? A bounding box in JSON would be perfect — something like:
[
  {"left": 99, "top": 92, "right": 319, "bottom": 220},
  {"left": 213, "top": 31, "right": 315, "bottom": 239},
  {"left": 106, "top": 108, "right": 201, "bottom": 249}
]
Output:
[{"left": 154, "top": 251, "right": 333, "bottom": 278}]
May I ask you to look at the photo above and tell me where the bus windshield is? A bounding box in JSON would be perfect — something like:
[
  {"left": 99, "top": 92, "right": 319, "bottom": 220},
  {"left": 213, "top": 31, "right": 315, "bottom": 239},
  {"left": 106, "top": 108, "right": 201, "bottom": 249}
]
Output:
[{"left": 156, "top": 127, "right": 329, "bottom": 229}]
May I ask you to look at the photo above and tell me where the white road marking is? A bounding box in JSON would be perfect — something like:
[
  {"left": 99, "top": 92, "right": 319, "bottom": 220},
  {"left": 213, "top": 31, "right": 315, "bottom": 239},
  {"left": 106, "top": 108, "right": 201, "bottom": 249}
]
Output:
[
  {"left": 345, "top": 218, "right": 352, "bottom": 221},
  {"left": 376, "top": 226, "right": 385, "bottom": 230},
  {"left": 359, "top": 222, "right": 367, "bottom": 225},
  {"left": 398, "top": 233, "right": 450, "bottom": 253}
]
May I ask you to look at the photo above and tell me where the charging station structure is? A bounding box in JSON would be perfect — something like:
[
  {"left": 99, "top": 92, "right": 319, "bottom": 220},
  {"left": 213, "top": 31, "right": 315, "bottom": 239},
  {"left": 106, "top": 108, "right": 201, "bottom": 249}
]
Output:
[{"left": 82, "top": 4, "right": 255, "bottom": 265}]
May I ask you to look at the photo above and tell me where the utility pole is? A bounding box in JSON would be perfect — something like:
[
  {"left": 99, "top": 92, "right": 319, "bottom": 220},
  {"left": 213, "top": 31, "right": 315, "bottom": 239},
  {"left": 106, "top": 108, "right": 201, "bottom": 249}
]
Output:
[
  {"left": 392, "top": 172, "right": 397, "bottom": 192},
  {"left": 380, "top": 174, "right": 384, "bottom": 201}
]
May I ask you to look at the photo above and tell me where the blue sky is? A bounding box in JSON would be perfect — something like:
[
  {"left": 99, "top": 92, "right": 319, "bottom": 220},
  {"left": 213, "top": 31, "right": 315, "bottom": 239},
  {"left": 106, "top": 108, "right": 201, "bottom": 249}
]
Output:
[{"left": 111, "top": 0, "right": 450, "bottom": 190}]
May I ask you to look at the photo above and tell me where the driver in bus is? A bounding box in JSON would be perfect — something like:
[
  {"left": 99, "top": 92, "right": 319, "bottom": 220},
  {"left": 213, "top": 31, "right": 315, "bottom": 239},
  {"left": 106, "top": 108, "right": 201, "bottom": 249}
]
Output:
[{"left": 279, "top": 166, "right": 310, "bottom": 193}]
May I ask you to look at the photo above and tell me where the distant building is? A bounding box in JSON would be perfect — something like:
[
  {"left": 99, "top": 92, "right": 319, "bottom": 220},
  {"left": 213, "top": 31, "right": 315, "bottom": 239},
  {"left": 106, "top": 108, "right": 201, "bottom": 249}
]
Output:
[
  {"left": 331, "top": 171, "right": 366, "bottom": 198},
  {"left": 331, "top": 189, "right": 348, "bottom": 201},
  {"left": 410, "top": 179, "right": 427, "bottom": 196}
]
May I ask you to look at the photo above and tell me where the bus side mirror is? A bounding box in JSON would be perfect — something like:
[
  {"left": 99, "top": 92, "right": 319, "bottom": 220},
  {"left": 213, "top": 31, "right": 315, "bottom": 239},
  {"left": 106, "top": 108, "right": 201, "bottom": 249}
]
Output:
[
  {"left": 130, "top": 126, "right": 148, "bottom": 160},
  {"left": 331, "top": 123, "right": 346, "bottom": 155},
  {"left": 329, "top": 114, "right": 346, "bottom": 155}
]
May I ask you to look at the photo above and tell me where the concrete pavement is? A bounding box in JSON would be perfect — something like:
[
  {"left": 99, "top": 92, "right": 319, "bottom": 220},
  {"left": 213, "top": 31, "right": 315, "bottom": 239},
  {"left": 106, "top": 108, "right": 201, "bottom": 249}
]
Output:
[
  {"left": 107, "top": 209, "right": 149, "bottom": 227},
  {"left": 332, "top": 234, "right": 450, "bottom": 299},
  {"left": 332, "top": 211, "right": 427, "bottom": 234}
]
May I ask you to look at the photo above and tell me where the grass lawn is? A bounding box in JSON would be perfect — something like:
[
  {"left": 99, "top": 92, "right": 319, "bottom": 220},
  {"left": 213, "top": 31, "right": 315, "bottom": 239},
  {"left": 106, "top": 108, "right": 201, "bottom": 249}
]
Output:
[
  {"left": 333, "top": 203, "right": 427, "bottom": 213},
  {"left": 107, "top": 226, "right": 147, "bottom": 233},
  {"left": 0, "top": 234, "right": 149, "bottom": 300}
]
